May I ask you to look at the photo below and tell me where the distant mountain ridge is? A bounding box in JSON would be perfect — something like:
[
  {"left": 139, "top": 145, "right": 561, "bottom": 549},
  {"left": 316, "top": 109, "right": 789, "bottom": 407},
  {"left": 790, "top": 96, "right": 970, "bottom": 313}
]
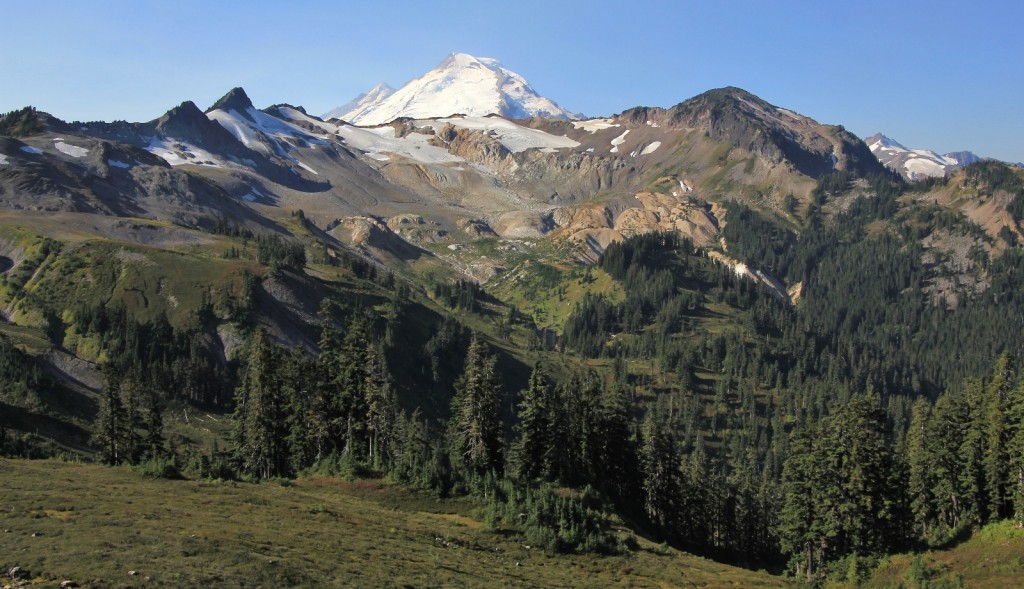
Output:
[
  {"left": 330, "top": 53, "right": 580, "bottom": 125},
  {"left": 323, "top": 83, "right": 395, "bottom": 122},
  {"left": 866, "top": 132, "right": 984, "bottom": 180}
]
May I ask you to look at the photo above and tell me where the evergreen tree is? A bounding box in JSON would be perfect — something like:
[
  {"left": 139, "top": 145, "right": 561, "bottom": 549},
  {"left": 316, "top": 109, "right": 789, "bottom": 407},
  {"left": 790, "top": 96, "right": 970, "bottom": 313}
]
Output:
[
  {"left": 511, "top": 362, "right": 551, "bottom": 481},
  {"left": 92, "top": 372, "right": 127, "bottom": 465},
  {"left": 364, "top": 345, "right": 396, "bottom": 470},
  {"left": 594, "top": 380, "right": 638, "bottom": 499},
  {"left": 142, "top": 389, "right": 166, "bottom": 460},
  {"left": 448, "top": 335, "right": 504, "bottom": 477},
  {"left": 984, "top": 353, "right": 1015, "bottom": 520},
  {"left": 640, "top": 413, "right": 683, "bottom": 539},
  {"left": 119, "top": 377, "right": 145, "bottom": 465},
  {"left": 778, "top": 426, "right": 821, "bottom": 580},
  {"left": 928, "top": 391, "right": 970, "bottom": 535},
  {"left": 232, "top": 329, "right": 290, "bottom": 479},
  {"left": 959, "top": 379, "right": 988, "bottom": 526},
  {"left": 907, "top": 396, "right": 935, "bottom": 539},
  {"left": 1008, "top": 377, "right": 1024, "bottom": 527}
]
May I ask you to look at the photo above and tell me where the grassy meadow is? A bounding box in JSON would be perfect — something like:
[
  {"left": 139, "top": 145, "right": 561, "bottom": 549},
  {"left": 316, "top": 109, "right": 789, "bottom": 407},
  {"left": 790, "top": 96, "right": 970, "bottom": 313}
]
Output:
[{"left": 0, "top": 459, "right": 787, "bottom": 588}]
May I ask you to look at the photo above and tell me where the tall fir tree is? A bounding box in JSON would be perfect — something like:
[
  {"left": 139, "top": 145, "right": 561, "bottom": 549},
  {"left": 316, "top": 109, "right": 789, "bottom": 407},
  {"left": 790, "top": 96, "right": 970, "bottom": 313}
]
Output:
[
  {"left": 448, "top": 335, "right": 504, "bottom": 477},
  {"left": 640, "top": 413, "right": 683, "bottom": 539},
  {"left": 232, "top": 329, "right": 290, "bottom": 479},
  {"left": 510, "top": 362, "right": 551, "bottom": 481},
  {"left": 92, "top": 371, "right": 127, "bottom": 465}
]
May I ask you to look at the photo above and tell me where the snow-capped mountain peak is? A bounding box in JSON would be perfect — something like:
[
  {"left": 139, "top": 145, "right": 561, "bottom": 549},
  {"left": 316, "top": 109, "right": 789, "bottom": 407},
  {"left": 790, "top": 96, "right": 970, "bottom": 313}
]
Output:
[
  {"left": 867, "top": 132, "right": 984, "bottom": 181},
  {"left": 331, "top": 52, "right": 580, "bottom": 126},
  {"left": 866, "top": 133, "right": 908, "bottom": 152}
]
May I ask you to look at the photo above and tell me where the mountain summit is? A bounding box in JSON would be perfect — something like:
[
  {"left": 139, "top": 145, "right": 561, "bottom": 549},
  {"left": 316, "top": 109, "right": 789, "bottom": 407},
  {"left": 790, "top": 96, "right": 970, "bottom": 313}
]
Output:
[{"left": 331, "top": 53, "right": 580, "bottom": 126}]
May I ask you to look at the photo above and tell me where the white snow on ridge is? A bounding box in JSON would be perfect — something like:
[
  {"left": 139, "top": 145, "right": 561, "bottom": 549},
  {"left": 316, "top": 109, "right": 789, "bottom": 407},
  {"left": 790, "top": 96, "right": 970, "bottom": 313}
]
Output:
[
  {"left": 54, "top": 140, "right": 89, "bottom": 158},
  {"left": 640, "top": 141, "right": 662, "bottom": 156},
  {"left": 573, "top": 118, "right": 619, "bottom": 133},
  {"left": 108, "top": 159, "right": 130, "bottom": 169},
  {"left": 208, "top": 106, "right": 330, "bottom": 157},
  {"left": 428, "top": 116, "right": 578, "bottom": 153},
  {"left": 20, "top": 145, "right": 43, "bottom": 155},
  {"left": 0, "top": 154, "right": 8, "bottom": 165},
  {"left": 609, "top": 130, "right": 630, "bottom": 153}
]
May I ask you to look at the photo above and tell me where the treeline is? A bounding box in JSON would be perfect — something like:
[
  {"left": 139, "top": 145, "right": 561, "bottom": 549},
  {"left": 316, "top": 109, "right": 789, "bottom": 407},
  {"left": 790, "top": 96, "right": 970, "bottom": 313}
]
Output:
[
  {"left": 222, "top": 233, "right": 306, "bottom": 274},
  {"left": 0, "top": 106, "right": 43, "bottom": 137}
]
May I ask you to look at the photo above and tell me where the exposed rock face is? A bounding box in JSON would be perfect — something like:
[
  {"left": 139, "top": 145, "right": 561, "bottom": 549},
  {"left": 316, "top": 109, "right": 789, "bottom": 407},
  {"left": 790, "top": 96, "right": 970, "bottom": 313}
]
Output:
[
  {"left": 151, "top": 100, "right": 245, "bottom": 154},
  {"left": 429, "top": 124, "right": 513, "bottom": 169},
  {"left": 544, "top": 184, "right": 722, "bottom": 249}
]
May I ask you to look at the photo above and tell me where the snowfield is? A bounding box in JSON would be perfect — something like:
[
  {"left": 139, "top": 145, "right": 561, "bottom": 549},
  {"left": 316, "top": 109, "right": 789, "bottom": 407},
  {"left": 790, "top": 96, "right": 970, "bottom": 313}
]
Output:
[
  {"left": 54, "top": 140, "right": 89, "bottom": 158},
  {"left": 904, "top": 158, "right": 947, "bottom": 178},
  {"left": 20, "top": 145, "right": 43, "bottom": 155},
  {"left": 572, "top": 118, "right": 619, "bottom": 133},
  {"left": 640, "top": 141, "right": 662, "bottom": 156},
  {"left": 610, "top": 130, "right": 630, "bottom": 153},
  {"left": 0, "top": 154, "right": 8, "bottom": 165},
  {"left": 147, "top": 137, "right": 223, "bottom": 167}
]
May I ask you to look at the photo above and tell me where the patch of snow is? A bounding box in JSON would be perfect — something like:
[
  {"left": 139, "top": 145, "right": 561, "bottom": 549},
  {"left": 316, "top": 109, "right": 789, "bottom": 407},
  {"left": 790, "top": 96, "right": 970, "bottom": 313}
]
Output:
[
  {"left": 679, "top": 180, "right": 692, "bottom": 193},
  {"left": 242, "top": 193, "right": 257, "bottom": 202},
  {"left": 147, "top": 137, "right": 223, "bottom": 167},
  {"left": 572, "top": 118, "right": 619, "bottom": 133},
  {"left": 609, "top": 130, "right": 630, "bottom": 153},
  {"left": 295, "top": 160, "right": 318, "bottom": 175},
  {"left": 20, "top": 145, "right": 42, "bottom": 155},
  {"left": 54, "top": 140, "right": 89, "bottom": 158},
  {"left": 776, "top": 107, "right": 803, "bottom": 120},
  {"left": 107, "top": 159, "right": 130, "bottom": 169},
  {"left": 640, "top": 141, "right": 662, "bottom": 156},
  {"left": 0, "top": 154, "right": 7, "bottom": 165},
  {"left": 586, "top": 147, "right": 594, "bottom": 153}
]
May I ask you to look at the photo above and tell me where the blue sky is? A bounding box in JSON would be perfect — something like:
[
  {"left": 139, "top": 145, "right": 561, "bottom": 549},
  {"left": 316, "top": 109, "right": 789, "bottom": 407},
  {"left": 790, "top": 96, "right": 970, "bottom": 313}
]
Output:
[{"left": 2, "top": 0, "right": 1022, "bottom": 162}]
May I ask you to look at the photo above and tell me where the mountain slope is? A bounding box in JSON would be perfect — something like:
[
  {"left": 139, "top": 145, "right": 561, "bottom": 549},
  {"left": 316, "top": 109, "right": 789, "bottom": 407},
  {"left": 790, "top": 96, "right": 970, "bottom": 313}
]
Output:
[{"left": 335, "top": 53, "right": 580, "bottom": 125}]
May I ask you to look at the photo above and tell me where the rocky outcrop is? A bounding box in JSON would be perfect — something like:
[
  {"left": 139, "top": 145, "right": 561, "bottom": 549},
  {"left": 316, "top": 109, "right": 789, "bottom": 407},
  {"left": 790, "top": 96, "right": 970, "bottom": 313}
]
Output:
[{"left": 429, "top": 124, "right": 513, "bottom": 169}]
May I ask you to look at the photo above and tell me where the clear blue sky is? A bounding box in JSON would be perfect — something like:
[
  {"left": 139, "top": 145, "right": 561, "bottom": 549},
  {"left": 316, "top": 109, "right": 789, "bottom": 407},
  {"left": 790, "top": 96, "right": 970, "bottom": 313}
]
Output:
[{"left": 2, "top": 0, "right": 1022, "bottom": 162}]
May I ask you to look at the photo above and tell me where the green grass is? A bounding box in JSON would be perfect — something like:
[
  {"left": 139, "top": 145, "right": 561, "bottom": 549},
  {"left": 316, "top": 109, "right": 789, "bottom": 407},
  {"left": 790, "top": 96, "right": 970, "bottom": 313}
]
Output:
[
  {"left": 825, "top": 521, "right": 1024, "bottom": 589},
  {"left": 0, "top": 459, "right": 787, "bottom": 588}
]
